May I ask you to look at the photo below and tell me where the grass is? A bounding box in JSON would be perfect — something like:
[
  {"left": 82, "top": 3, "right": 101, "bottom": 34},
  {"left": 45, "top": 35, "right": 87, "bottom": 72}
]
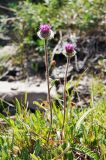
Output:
[
  {"left": 0, "top": 78, "right": 106, "bottom": 160},
  {"left": 0, "top": 53, "right": 12, "bottom": 75}
]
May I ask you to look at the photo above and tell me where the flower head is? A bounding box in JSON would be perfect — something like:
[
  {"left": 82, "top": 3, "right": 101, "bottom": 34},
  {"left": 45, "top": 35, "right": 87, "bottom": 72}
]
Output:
[
  {"left": 37, "top": 24, "right": 54, "bottom": 40},
  {"left": 65, "top": 43, "right": 75, "bottom": 57},
  {"left": 40, "top": 24, "right": 51, "bottom": 33}
]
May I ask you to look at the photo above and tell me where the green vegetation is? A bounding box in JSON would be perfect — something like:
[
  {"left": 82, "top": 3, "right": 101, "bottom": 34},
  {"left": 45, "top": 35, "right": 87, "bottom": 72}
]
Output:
[
  {"left": 0, "top": 0, "right": 106, "bottom": 159},
  {"left": 0, "top": 78, "right": 106, "bottom": 159},
  {"left": 12, "top": 0, "right": 105, "bottom": 47}
]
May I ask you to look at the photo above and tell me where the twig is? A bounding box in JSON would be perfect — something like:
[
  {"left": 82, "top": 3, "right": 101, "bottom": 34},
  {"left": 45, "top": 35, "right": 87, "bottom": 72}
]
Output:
[
  {"left": 0, "top": 5, "right": 16, "bottom": 13},
  {"left": 52, "top": 30, "right": 63, "bottom": 60}
]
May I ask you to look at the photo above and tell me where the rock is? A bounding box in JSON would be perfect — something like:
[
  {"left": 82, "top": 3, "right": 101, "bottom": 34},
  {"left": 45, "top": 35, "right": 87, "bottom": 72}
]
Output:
[
  {"left": 27, "top": 55, "right": 45, "bottom": 77},
  {"left": 76, "top": 101, "right": 85, "bottom": 107},
  {"left": 51, "top": 64, "right": 73, "bottom": 80},
  {"left": 8, "top": 76, "right": 15, "bottom": 82},
  {"left": 0, "top": 67, "right": 22, "bottom": 81},
  {"left": 0, "top": 34, "right": 11, "bottom": 46},
  {"left": 76, "top": 76, "right": 90, "bottom": 96},
  {"left": 77, "top": 60, "right": 85, "bottom": 71},
  {"left": 53, "top": 53, "right": 67, "bottom": 66},
  {"left": 0, "top": 80, "right": 57, "bottom": 113},
  {"left": 0, "top": 45, "right": 18, "bottom": 56},
  {"left": 57, "top": 84, "right": 64, "bottom": 94}
]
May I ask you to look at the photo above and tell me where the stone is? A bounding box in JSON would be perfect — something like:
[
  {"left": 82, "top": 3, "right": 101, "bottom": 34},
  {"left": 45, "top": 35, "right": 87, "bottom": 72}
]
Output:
[
  {"left": 51, "top": 64, "right": 73, "bottom": 80},
  {"left": 0, "top": 33, "right": 11, "bottom": 46},
  {"left": 0, "top": 80, "right": 57, "bottom": 113},
  {"left": 57, "top": 84, "right": 64, "bottom": 94},
  {"left": 0, "top": 45, "right": 18, "bottom": 56},
  {"left": 0, "top": 67, "right": 22, "bottom": 81}
]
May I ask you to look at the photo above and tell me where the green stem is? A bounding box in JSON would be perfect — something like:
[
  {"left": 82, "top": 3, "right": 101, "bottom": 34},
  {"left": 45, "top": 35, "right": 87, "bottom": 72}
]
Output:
[{"left": 44, "top": 39, "right": 52, "bottom": 126}]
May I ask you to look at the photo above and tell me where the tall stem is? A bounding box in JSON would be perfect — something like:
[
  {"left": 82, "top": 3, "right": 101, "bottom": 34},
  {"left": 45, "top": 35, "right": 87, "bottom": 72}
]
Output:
[
  {"left": 62, "top": 57, "right": 69, "bottom": 135},
  {"left": 44, "top": 40, "right": 52, "bottom": 126}
]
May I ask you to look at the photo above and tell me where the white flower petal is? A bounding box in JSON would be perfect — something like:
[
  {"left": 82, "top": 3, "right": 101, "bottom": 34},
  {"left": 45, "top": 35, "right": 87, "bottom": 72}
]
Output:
[
  {"left": 49, "top": 30, "right": 55, "bottom": 39},
  {"left": 37, "top": 30, "right": 55, "bottom": 40},
  {"left": 37, "top": 31, "right": 45, "bottom": 40}
]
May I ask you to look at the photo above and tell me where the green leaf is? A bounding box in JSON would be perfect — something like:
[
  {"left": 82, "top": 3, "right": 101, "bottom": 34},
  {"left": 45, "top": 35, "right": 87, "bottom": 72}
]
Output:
[
  {"left": 0, "top": 113, "right": 11, "bottom": 126},
  {"left": 30, "top": 154, "right": 41, "bottom": 160},
  {"left": 76, "top": 107, "right": 95, "bottom": 130},
  {"left": 15, "top": 98, "right": 21, "bottom": 114},
  {"left": 65, "top": 151, "right": 74, "bottom": 160},
  {"left": 73, "top": 144, "right": 100, "bottom": 160},
  {"left": 33, "top": 101, "right": 47, "bottom": 111}
]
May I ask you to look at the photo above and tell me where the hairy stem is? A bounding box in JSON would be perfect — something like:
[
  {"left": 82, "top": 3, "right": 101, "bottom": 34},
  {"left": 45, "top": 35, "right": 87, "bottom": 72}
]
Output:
[
  {"left": 62, "top": 57, "right": 69, "bottom": 137},
  {"left": 44, "top": 40, "right": 52, "bottom": 126}
]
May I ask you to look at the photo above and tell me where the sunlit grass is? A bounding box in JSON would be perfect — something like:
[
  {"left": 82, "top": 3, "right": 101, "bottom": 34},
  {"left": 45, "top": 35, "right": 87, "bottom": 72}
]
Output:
[{"left": 0, "top": 78, "right": 106, "bottom": 159}]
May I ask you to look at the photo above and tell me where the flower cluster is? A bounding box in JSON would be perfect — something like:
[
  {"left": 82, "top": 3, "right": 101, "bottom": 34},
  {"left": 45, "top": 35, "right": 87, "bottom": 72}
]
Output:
[{"left": 37, "top": 24, "right": 75, "bottom": 56}]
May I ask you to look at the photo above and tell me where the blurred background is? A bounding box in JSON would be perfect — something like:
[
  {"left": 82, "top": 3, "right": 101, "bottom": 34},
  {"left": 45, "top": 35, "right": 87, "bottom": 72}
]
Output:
[
  {"left": 0, "top": 0, "right": 106, "bottom": 113},
  {"left": 0, "top": 0, "right": 105, "bottom": 78}
]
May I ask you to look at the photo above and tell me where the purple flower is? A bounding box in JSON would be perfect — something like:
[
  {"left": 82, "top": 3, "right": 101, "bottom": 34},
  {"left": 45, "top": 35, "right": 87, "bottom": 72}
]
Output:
[
  {"left": 65, "top": 43, "right": 75, "bottom": 54},
  {"left": 40, "top": 24, "right": 51, "bottom": 33},
  {"left": 37, "top": 24, "right": 54, "bottom": 40}
]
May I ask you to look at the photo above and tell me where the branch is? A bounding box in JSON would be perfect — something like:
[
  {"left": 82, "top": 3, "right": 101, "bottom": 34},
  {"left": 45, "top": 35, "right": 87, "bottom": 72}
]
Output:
[{"left": 0, "top": 5, "right": 16, "bottom": 13}]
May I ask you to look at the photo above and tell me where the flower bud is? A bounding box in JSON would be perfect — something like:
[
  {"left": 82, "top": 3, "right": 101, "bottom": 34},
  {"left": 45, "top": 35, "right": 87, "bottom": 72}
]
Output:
[
  {"left": 37, "top": 24, "right": 54, "bottom": 40},
  {"left": 40, "top": 24, "right": 51, "bottom": 33},
  {"left": 50, "top": 60, "right": 56, "bottom": 67},
  {"left": 65, "top": 43, "right": 75, "bottom": 56}
]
